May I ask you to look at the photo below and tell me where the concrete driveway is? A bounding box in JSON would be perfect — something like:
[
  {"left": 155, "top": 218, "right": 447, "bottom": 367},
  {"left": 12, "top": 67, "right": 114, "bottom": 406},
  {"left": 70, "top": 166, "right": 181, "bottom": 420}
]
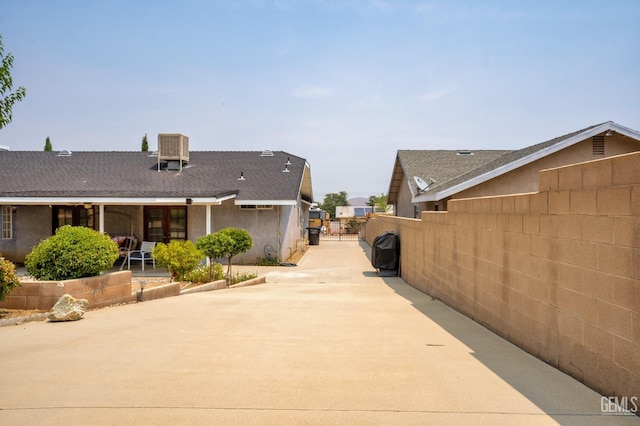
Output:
[{"left": 1, "top": 241, "right": 637, "bottom": 425}]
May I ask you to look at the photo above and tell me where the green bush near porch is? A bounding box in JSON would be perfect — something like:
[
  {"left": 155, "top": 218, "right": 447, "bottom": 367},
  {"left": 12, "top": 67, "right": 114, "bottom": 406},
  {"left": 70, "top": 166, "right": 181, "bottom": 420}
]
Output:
[
  {"left": 24, "top": 225, "right": 119, "bottom": 280},
  {"left": 152, "top": 240, "right": 204, "bottom": 282},
  {"left": 0, "top": 256, "right": 21, "bottom": 302}
]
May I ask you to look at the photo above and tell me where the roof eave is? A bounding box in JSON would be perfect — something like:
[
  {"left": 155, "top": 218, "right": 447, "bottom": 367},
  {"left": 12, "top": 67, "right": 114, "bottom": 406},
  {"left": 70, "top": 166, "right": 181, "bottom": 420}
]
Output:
[
  {"left": 0, "top": 194, "right": 237, "bottom": 206},
  {"left": 415, "top": 121, "right": 635, "bottom": 202},
  {"left": 234, "top": 200, "right": 297, "bottom": 206}
]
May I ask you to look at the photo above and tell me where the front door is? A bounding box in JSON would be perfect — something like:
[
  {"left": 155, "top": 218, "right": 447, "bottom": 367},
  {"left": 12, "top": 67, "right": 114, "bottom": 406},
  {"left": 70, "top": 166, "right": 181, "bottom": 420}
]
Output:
[{"left": 144, "top": 206, "right": 187, "bottom": 243}]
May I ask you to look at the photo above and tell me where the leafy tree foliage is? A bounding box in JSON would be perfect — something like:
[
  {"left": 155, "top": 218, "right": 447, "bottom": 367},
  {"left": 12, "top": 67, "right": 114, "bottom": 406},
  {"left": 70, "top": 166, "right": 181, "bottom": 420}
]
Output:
[
  {"left": 0, "top": 256, "right": 20, "bottom": 302},
  {"left": 197, "top": 228, "right": 253, "bottom": 280},
  {"left": 0, "top": 34, "right": 26, "bottom": 129},
  {"left": 319, "top": 191, "right": 349, "bottom": 219},
  {"left": 25, "top": 226, "right": 119, "bottom": 280},
  {"left": 141, "top": 133, "right": 148, "bottom": 152},
  {"left": 368, "top": 193, "right": 388, "bottom": 212},
  {"left": 44, "top": 136, "right": 52, "bottom": 151},
  {"left": 152, "top": 240, "right": 203, "bottom": 282}
]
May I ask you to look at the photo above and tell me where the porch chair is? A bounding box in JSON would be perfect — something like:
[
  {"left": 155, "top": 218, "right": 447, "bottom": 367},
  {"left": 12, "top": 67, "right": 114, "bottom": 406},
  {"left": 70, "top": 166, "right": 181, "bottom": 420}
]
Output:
[{"left": 127, "top": 241, "right": 157, "bottom": 271}]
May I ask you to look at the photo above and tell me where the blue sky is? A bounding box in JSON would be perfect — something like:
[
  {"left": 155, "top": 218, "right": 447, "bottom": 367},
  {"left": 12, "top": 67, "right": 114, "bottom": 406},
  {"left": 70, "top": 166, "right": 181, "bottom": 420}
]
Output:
[{"left": 1, "top": 0, "right": 639, "bottom": 201}]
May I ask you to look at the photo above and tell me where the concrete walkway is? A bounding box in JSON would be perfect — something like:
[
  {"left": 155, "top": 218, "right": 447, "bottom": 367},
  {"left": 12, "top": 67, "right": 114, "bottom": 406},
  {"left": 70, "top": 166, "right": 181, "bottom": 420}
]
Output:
[{"left": 1, "top": 241, "right": 637, "bottom": 425}]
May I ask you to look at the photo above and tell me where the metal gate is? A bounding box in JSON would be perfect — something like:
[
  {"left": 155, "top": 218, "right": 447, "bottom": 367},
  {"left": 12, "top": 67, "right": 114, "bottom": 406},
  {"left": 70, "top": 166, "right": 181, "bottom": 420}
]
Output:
[{"left": 319, "top": 221, "right": 364, "bottom": 241}]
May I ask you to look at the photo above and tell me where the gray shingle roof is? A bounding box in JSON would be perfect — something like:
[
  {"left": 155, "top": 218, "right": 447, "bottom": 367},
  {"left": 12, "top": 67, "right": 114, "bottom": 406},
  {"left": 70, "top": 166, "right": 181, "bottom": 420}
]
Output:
[
  {"left": 389, "top": 121, "right": 640, "bottom": 203},
  {"left": 426, "top": 122, "right": 607, "bottom": 196},
  {"left": 388, "top": 149, "right": 510, "bottom": 202},
  {"left": 0, "top": 150, "right": 310, "bottom": 202}
]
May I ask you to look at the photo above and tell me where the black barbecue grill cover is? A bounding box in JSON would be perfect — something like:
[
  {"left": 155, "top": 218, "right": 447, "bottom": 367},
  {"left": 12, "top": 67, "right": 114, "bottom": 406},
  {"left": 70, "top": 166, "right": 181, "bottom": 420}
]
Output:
[{"left": 371, "top": 231, "right": 399, "bottom": 270}]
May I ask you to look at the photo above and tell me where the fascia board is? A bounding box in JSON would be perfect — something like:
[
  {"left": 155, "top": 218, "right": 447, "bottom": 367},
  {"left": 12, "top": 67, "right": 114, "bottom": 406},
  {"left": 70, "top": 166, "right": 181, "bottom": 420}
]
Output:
[
  {"left": 234, "top": 200, "right": 297, "bottom": 206},
  {"left": 0, "top": 196, "right": 234, "bottom": 205},
  {"left": 610, "top": 121, "right": 640, "bottom": 139}
]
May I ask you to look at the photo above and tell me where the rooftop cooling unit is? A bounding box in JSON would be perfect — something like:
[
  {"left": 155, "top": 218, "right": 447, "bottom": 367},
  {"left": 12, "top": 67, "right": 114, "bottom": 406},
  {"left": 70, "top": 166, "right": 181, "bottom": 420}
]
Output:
[{"left": 158, "top": 133, "right": 189, "bottom": 171}]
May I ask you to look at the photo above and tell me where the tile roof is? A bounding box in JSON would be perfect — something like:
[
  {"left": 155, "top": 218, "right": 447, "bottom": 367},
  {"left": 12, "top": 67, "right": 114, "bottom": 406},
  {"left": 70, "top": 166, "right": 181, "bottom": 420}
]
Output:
[{"left": 0, "top": 150, "right": 311, "bottom": 202}]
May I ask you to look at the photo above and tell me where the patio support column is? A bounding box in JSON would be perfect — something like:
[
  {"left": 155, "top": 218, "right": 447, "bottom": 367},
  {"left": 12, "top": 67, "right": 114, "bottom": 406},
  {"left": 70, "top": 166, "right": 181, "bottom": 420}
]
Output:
[
  {"left": 99, "top": 204, "right": 105, "bottom": 233},
  {"left": 205, "top": 204, "right": 212, "bottom": 266}
]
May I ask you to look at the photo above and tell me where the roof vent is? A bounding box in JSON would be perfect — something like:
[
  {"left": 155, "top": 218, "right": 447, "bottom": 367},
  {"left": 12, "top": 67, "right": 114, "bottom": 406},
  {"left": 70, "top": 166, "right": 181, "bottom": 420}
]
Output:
[
  {"left": 58, "top": 150, "right": 72, "bottom": 156},
  {"left": 592, "top": 135, "right": 605, "bottom": 155},
  {"left": 456, "top": 150, "right": 473, "bottom": 155},
  {"left": 261, "top": 150, "right": 274, "bottom": 157},
  {"left": 158, "top": 133, "right": 189, "bottom": 171}
]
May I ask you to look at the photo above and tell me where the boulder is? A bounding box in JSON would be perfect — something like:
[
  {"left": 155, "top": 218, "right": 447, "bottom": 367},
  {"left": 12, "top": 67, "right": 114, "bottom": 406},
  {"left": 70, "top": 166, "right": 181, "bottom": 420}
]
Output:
[{"left": 48, "top": 294, "right": 89, "bottom": 322}]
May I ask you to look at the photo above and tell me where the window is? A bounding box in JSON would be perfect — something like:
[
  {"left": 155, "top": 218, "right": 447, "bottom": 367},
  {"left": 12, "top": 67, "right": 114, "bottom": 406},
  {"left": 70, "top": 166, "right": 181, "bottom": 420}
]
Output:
[
  {"left": 239, "top": 205, "right": 273, "bottom": 210},
  {"left": 52, "top": 206, "right": 96, "bottom": 231},
  {"left": 2, "top": 206, "right": 12, "bottom": 239}
]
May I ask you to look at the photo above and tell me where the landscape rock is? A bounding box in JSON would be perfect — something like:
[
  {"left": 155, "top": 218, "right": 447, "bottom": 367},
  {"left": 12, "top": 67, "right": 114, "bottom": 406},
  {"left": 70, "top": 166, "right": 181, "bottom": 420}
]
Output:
[{"left": 48, "top": 294, "right": 88, "bottom": 322}]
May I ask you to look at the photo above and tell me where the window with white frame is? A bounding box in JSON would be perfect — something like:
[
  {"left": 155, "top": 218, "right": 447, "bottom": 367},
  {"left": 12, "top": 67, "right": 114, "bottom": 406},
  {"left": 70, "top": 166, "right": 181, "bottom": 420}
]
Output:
[{"left": 2, "top": 206, "right": 12, "bottom": 239}]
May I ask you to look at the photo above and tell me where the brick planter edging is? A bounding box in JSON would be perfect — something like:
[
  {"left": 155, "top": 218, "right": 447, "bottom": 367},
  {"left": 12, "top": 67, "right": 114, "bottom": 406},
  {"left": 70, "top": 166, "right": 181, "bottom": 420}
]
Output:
[
  {"left": 180, "top": 276, "right": 266, "bottom": 295},
  {"left": 229, "top": 276, "right": 266, "bottom": 288},
  {"left": 139, "top": 282, "right": 181, "bottom": 302},
  {"left": 0, "top": 271, "right": 134, "bottom": 310}
]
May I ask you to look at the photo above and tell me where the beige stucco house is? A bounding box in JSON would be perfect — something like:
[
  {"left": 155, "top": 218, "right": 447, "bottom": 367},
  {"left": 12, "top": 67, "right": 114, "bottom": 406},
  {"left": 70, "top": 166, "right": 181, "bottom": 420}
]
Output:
[
  {"left": 388, "top": 121, "right": 640, "bottom": 217},
  {"left": 0, "top": 134, "right": 314, "bottom": 265}
]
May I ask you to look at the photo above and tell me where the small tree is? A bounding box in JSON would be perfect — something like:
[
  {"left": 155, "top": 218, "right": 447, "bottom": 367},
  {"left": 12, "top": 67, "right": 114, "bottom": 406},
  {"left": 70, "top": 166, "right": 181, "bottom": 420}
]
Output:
[
  {"left": 152, "top": 240, "right": 203, "bottom": 281},
  {"left": 0, "top": 34, "right": 26, "bottom": 129},
  {"left": 196, "top": 232, "right": 233, "bottom": 281},
  {"left": 25, "top": 225, "right": 119, "bottom": 280},
  {"left": 44, "top": 136, "right": 52, "bottom": 151},
  {"left": 0, "top": 256, "right": 20, "bottom": 302},
  {"left": 141, "top": 133, "right": 148, "bottom": 152},
  {"left": 199, "top": 228, "right": 253, "bottom": 281},
  {"left": 319, "top": 191, "right": 349, "bottom": 220}
]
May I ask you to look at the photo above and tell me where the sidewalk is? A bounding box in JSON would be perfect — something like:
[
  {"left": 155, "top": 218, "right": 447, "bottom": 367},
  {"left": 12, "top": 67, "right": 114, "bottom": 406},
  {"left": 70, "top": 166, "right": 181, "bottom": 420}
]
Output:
[{"left": 1, "top": 241, "right": 637, "bottom": 425}]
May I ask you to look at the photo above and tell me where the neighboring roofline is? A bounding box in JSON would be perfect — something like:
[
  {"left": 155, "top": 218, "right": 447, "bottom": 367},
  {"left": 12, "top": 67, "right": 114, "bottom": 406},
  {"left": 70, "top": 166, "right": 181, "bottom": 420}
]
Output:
[
  {"left": 386, "top": 153, "right": 406, "bottom": 204},
  {"left": 300, "top": 161, "right": 314, "bottom": 204},
  {"left": 0, "top": 193, "right": 237, "bottom": 206},
  {"left": 413, "top": 121, "right": 640, "bottom": 203}
]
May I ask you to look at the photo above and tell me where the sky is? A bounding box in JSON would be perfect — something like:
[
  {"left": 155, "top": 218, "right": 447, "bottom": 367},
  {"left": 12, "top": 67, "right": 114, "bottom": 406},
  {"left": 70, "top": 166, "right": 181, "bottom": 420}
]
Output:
[{"left": 1, "top": 0, "right": 639, "bottom": 202}]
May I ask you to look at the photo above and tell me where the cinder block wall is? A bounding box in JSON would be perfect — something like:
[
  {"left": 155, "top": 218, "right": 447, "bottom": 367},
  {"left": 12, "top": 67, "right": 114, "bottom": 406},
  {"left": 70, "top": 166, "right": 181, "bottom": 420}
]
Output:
[
  {"left": 366, "top": 151, "right": 639, "bottom": 400},
  {"left": 0, "top": 271, "right": 134, "bottom": 310}
]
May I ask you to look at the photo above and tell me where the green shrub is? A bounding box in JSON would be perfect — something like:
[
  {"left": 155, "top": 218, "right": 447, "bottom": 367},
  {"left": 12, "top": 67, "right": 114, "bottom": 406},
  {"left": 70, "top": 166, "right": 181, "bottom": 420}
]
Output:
[
  {"left": 255, "top": 256, "right": 280, "bottom": 266},
  {"left": 0, "top": 256, "right": 21, "bottom": 302},
  {"left": 345, "top": 217, "right": 365, "bottom": 234},
  {"left": 230, "top": 271, "right": 257, "bottom": 284},
  {"left": 152, "top": 240, "right": 204, "bottom": 281},
  {"left": 185, "top": 263, "right": 225, "bottom": 284},
  {"left": 24, "top": 225, "right": 119, "bottom": 280}
]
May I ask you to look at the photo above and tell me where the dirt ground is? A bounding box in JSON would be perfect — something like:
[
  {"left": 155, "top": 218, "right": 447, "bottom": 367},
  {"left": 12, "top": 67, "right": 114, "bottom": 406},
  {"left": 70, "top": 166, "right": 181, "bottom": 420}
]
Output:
[{"left": 0, "top": 308, "right": 46, "bottom": 320}]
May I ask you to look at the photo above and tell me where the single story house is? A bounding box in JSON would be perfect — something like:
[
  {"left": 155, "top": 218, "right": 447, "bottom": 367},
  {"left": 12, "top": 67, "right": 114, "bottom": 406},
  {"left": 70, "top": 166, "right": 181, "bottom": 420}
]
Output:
[
  {"left": 388, "top": 121, "right": 640, "bottom": 217},
  {"left": 0, "top": 134, "right": 314, "bottom": 264}
]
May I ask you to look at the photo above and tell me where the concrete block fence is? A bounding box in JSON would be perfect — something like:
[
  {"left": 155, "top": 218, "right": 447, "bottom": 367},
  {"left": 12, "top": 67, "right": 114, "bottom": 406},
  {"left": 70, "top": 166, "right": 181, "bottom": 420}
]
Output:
[{"left": 366, "top": 151, "right": 640, "bottom": 401}]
